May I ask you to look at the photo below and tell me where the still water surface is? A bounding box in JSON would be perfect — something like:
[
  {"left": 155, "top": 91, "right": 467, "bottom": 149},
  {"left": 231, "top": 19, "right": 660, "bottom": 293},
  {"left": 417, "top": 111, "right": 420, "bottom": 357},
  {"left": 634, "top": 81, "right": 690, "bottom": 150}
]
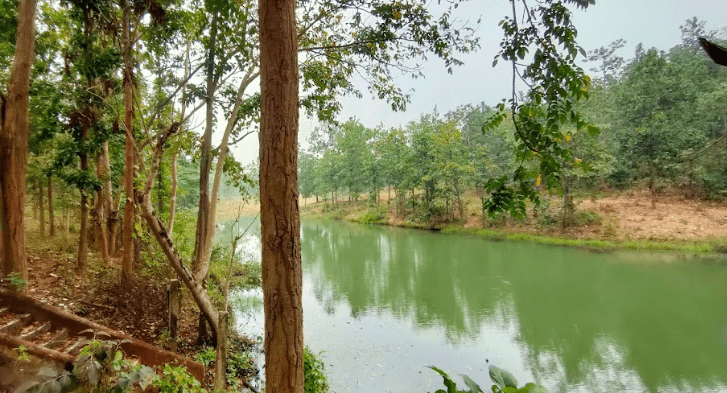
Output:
[{"left": 221, "top": 217, "right": 727, "bottom": 392}]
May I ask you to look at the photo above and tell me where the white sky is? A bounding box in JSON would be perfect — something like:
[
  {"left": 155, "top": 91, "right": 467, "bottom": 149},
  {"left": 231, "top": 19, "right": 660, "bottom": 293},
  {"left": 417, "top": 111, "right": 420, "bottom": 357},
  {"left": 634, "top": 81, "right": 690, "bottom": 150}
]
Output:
[{"left": 229, "top": 0, "right": 727, "bottom": 165}]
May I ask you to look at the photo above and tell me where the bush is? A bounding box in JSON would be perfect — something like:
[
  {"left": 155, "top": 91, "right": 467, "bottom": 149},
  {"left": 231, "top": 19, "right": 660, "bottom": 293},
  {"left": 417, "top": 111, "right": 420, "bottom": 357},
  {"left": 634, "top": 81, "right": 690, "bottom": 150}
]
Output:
[{"left": 304, "top": 346, "right": 329, "bottom": 393}]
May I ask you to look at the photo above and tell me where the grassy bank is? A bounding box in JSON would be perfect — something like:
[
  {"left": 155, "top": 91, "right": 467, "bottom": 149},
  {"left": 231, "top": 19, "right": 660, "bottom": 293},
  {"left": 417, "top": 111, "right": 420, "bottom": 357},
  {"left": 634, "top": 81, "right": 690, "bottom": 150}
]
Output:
[{"left": 300, "top": 196, "right": 727, "bottom": 255}]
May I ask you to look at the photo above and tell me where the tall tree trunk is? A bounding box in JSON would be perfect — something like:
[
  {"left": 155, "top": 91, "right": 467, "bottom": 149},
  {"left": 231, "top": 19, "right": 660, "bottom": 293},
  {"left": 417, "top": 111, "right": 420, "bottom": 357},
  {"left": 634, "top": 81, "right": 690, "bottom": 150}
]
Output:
[
  {"left": 121, "top": 0, "right": 134, "bottom": 283},
  {"left": 191, "top": 10, "right": 219, "bottom": 343},
  {"left": 38, "top": 181, "right": 44, "bottom": 238},
  {"left": 78, "top": 116, "right": 89, "bottom": 273},
  {"left": 95, "top": 152, "right": 109, "bottom": 263},
  {"left": 192, "top": 10, "right": 218, "bottom": 282},
  {"left": 167, "top": 152, "right": 177, "bottom": 236},
  {"left": 47, "top": 176, "right": 54, "bottom": 237},
  {"left": 0, "top": 0, "right": 36, "bottom": 282},
  {"left": 259, "top": 0, "right": 303, "bottom": 390}
]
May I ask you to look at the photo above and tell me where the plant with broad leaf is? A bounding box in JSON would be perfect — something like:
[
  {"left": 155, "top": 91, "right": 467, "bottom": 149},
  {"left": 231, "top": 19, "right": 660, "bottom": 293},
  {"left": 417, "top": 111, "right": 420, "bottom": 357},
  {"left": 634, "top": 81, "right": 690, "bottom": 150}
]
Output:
[
  {"left": 427, "top": 364, "right": 549, "bottom": 393},
  {"left": 482, "top": 0, "right": 598, "bottom": 219}
]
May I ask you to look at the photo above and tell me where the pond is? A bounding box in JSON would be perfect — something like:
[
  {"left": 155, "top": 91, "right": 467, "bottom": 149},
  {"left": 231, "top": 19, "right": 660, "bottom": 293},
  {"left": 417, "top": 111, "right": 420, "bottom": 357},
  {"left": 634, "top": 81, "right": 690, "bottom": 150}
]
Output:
[{"left": 219, "top": 217, "right": 727, "bottom": 393}]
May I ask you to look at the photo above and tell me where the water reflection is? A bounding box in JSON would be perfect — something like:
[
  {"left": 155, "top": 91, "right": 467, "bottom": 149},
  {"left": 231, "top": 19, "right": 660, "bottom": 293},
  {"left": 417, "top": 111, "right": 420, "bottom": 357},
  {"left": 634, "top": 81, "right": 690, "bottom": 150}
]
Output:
[{"left": 229, "top": 218, "right": 727, "bottom": 392}]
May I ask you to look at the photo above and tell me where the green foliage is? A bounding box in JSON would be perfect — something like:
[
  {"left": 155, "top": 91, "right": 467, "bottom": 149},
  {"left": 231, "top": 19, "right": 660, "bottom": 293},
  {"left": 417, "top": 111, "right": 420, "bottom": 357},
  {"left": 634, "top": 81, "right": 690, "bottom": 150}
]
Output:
[
  {"left": 154, "top": 364, "right": 204, "bottom": 393},
  {"left": 304, "top": 346, "right": 329, "bottom": 393},
  {"left": 426, "top": 365, "right": 549, "bottom": 393},
  {"left": 226, "top": 351, "right": 256, "bottom": 385},
  {"left": 3, "top": 271, "right": 27, "bottom": 292},
  {"left": 194, "top": 346, "right": 216, "bottom": 368},
  {"left": 358, "top": 207, "right": 386, "bottom": 224},
  {"left": 15, "top": 336, "right": 206, "bottom": 393}
]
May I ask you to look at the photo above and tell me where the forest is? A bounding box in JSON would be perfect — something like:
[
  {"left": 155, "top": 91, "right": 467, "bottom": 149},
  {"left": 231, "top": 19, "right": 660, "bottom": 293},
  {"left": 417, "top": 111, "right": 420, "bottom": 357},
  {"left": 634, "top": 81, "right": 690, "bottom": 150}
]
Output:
[{"left": 1, "top": 0, "right": 726, "bottom": 392}]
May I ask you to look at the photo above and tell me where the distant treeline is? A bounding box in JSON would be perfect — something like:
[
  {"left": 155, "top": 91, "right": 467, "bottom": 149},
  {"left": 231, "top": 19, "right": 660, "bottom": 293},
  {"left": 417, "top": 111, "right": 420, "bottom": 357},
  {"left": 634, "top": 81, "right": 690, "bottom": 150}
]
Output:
[{"left": 299, "top": 19, "right": 727, "bottom": 223}]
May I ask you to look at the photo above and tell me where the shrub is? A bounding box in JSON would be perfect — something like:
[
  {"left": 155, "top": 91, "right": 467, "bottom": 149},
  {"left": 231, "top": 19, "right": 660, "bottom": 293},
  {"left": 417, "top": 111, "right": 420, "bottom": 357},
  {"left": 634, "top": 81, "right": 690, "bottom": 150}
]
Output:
[{"left": 304, "top": 346, "right": 329, "bottom": 393}]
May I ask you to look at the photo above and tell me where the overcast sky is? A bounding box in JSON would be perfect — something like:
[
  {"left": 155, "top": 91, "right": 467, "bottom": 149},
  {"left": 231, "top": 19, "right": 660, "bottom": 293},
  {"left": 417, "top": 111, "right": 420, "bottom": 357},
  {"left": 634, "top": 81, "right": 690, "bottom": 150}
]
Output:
[{"left": 230, "top": 0, "right": 727, "bottom": 165}]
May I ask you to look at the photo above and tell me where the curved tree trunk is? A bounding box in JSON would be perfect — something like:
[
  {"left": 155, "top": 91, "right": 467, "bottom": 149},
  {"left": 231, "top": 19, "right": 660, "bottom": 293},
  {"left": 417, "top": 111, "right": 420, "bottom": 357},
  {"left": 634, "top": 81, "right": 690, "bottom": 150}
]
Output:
[
  {"left": 138, "top": 123, "right": 220, "bottom": 342},
  {"left": 0, "top": 0, "right": 37, "bottom": 281},
  {"left": 259, "top": 0, "right": 303, "bottom": 391}
]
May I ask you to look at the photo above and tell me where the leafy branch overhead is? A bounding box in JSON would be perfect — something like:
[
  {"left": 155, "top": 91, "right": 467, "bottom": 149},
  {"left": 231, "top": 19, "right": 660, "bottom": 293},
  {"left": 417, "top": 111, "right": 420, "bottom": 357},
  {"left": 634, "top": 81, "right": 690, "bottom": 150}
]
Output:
[
  {"left": 483, "top": 0, "right": 597, "bottom": 218},
  {"left": 298, "top": 0, "right": 480, "bottom": 118}
]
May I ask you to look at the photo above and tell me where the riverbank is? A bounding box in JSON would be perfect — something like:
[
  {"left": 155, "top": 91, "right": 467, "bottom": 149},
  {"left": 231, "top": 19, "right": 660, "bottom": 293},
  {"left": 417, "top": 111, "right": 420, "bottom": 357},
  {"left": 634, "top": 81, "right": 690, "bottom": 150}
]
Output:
[{"left": 300, "top": 190, "right": 727, "bottom": 254}]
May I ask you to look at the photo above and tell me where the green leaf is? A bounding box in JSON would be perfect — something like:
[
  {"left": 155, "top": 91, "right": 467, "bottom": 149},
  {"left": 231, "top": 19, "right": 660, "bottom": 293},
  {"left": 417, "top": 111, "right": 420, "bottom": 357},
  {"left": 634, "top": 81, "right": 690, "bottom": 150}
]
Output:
[
  {"left": 13, "top": 381, "right": 39, "bottom": 393},
  {"left": 462, "top": 374, "right": 484, "bottom": 393},
  {"left": 58, "top": 373, "right": 73, "bottom": 388},
  {"left": 49, "top": 380, "right": 61, "bottom": 393},
  {"left": 87, "top": 360, "right": 100, "bottom": 386},
  {"left": 522, "top": 383, "right": 550, "bottom": 393},
  {"left": 38, "top": 366, "right": 58, "bottom": 379},
  {"left": 489, "top": 365, "right": 518, "bottom": 388},
  {"left": 428, "top": 366, "right": 459, "bottom": 393}
]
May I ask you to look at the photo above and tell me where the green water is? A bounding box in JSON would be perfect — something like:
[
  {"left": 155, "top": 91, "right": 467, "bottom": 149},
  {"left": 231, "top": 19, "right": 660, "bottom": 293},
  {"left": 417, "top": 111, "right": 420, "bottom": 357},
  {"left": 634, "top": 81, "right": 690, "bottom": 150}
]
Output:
[{"left": 228, "top": 218, "right": 727, "bottom": 392}]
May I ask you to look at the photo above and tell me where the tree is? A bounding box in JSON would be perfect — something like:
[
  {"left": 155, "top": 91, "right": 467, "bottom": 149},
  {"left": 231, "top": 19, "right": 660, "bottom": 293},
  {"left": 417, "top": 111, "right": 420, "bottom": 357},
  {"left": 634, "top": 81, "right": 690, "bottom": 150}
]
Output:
[
  {"left": 372, "top": 127, "right": 409, "bottom": 213},
  {"left": 299, "top": 150, "right": 319, "bottom": 203},
  {"left": 121, "top": 0, "right": 134, "bottom": 283},
  {"left": 259, "top": 0, "right": 303, "bottom": 391},
  {"left": 0, "top": 0, "right": 37, "bottom": 281},
  {"left": 586, "top": 39, "right": 626, "bottom": 87},
  {"left": 337, "top": 120, "right": 374, "bottom": 200}
]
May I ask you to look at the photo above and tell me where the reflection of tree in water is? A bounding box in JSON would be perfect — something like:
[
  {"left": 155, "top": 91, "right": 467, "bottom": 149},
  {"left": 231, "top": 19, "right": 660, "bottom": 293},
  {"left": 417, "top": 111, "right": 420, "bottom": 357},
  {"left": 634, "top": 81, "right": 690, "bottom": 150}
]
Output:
[
  {"left": 507, "top": 253, "right": 727, "bottom": 392},
  {"left": 299, "top": 220, "right": 727, "bottom": 392},
  {"left": 300, "top": 220, "right": 507, "bottom": 344}
]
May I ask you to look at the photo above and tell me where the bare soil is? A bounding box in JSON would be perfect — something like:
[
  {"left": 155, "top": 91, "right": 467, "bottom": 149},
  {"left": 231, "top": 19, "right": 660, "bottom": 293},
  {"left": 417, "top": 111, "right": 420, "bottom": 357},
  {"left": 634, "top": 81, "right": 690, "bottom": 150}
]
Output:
[
  {"left": 578, "top": 191, "right": 727, "bottom": 241},
  {"left": 23, "top": 252, "right": 170, "bottom": 345}
]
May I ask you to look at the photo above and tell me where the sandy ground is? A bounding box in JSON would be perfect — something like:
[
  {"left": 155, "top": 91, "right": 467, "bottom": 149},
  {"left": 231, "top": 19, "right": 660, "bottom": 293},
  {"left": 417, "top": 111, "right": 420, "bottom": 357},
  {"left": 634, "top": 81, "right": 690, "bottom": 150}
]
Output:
[{"left": 578, "top": 191, "right": 727, "bottom": 241}]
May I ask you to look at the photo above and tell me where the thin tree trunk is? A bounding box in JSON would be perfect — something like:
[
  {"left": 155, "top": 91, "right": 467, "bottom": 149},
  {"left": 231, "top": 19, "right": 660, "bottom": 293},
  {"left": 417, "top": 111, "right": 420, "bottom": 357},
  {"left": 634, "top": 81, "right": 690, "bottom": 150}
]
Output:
[
  {"left": 102, "top": 140, "right": 118, "bottom": 255},
  {"left": 191, "top": 10, "right": 219, "bottom": 343},
  {"left": 108, "top": 192, "right": 121, "bottom": 256},
  {"left": 167, "top": 152, "right": 177, "bottom": 236},
  {"left": 121, "top": 0, "right": 134, "bottom": 282},
  {"left": 192, "top": 10, "right": 219, "bottom": 277},
  {"left": 95, "top": 152, "right": 109, "bottom": 263},
  {"left": 47, "top": 176, "right": 54, "bottom": 237},
  {"left": 202, "top": 69, "right": 258, "bottom": 281},
  {"left": 157, "top": 163, "right": 164, "bottom": 214},
  {"left": 78, "top": 121, "right": 89, "bottom": 273},
  {"left": 649, "top": 163, "right": 656, "bottom": 209},
  {"left": 38, "top": 181, "right": 45, "bottom": 238},
  {"left": 259, "top": 0, "right": 304, "bottom": 390}
]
